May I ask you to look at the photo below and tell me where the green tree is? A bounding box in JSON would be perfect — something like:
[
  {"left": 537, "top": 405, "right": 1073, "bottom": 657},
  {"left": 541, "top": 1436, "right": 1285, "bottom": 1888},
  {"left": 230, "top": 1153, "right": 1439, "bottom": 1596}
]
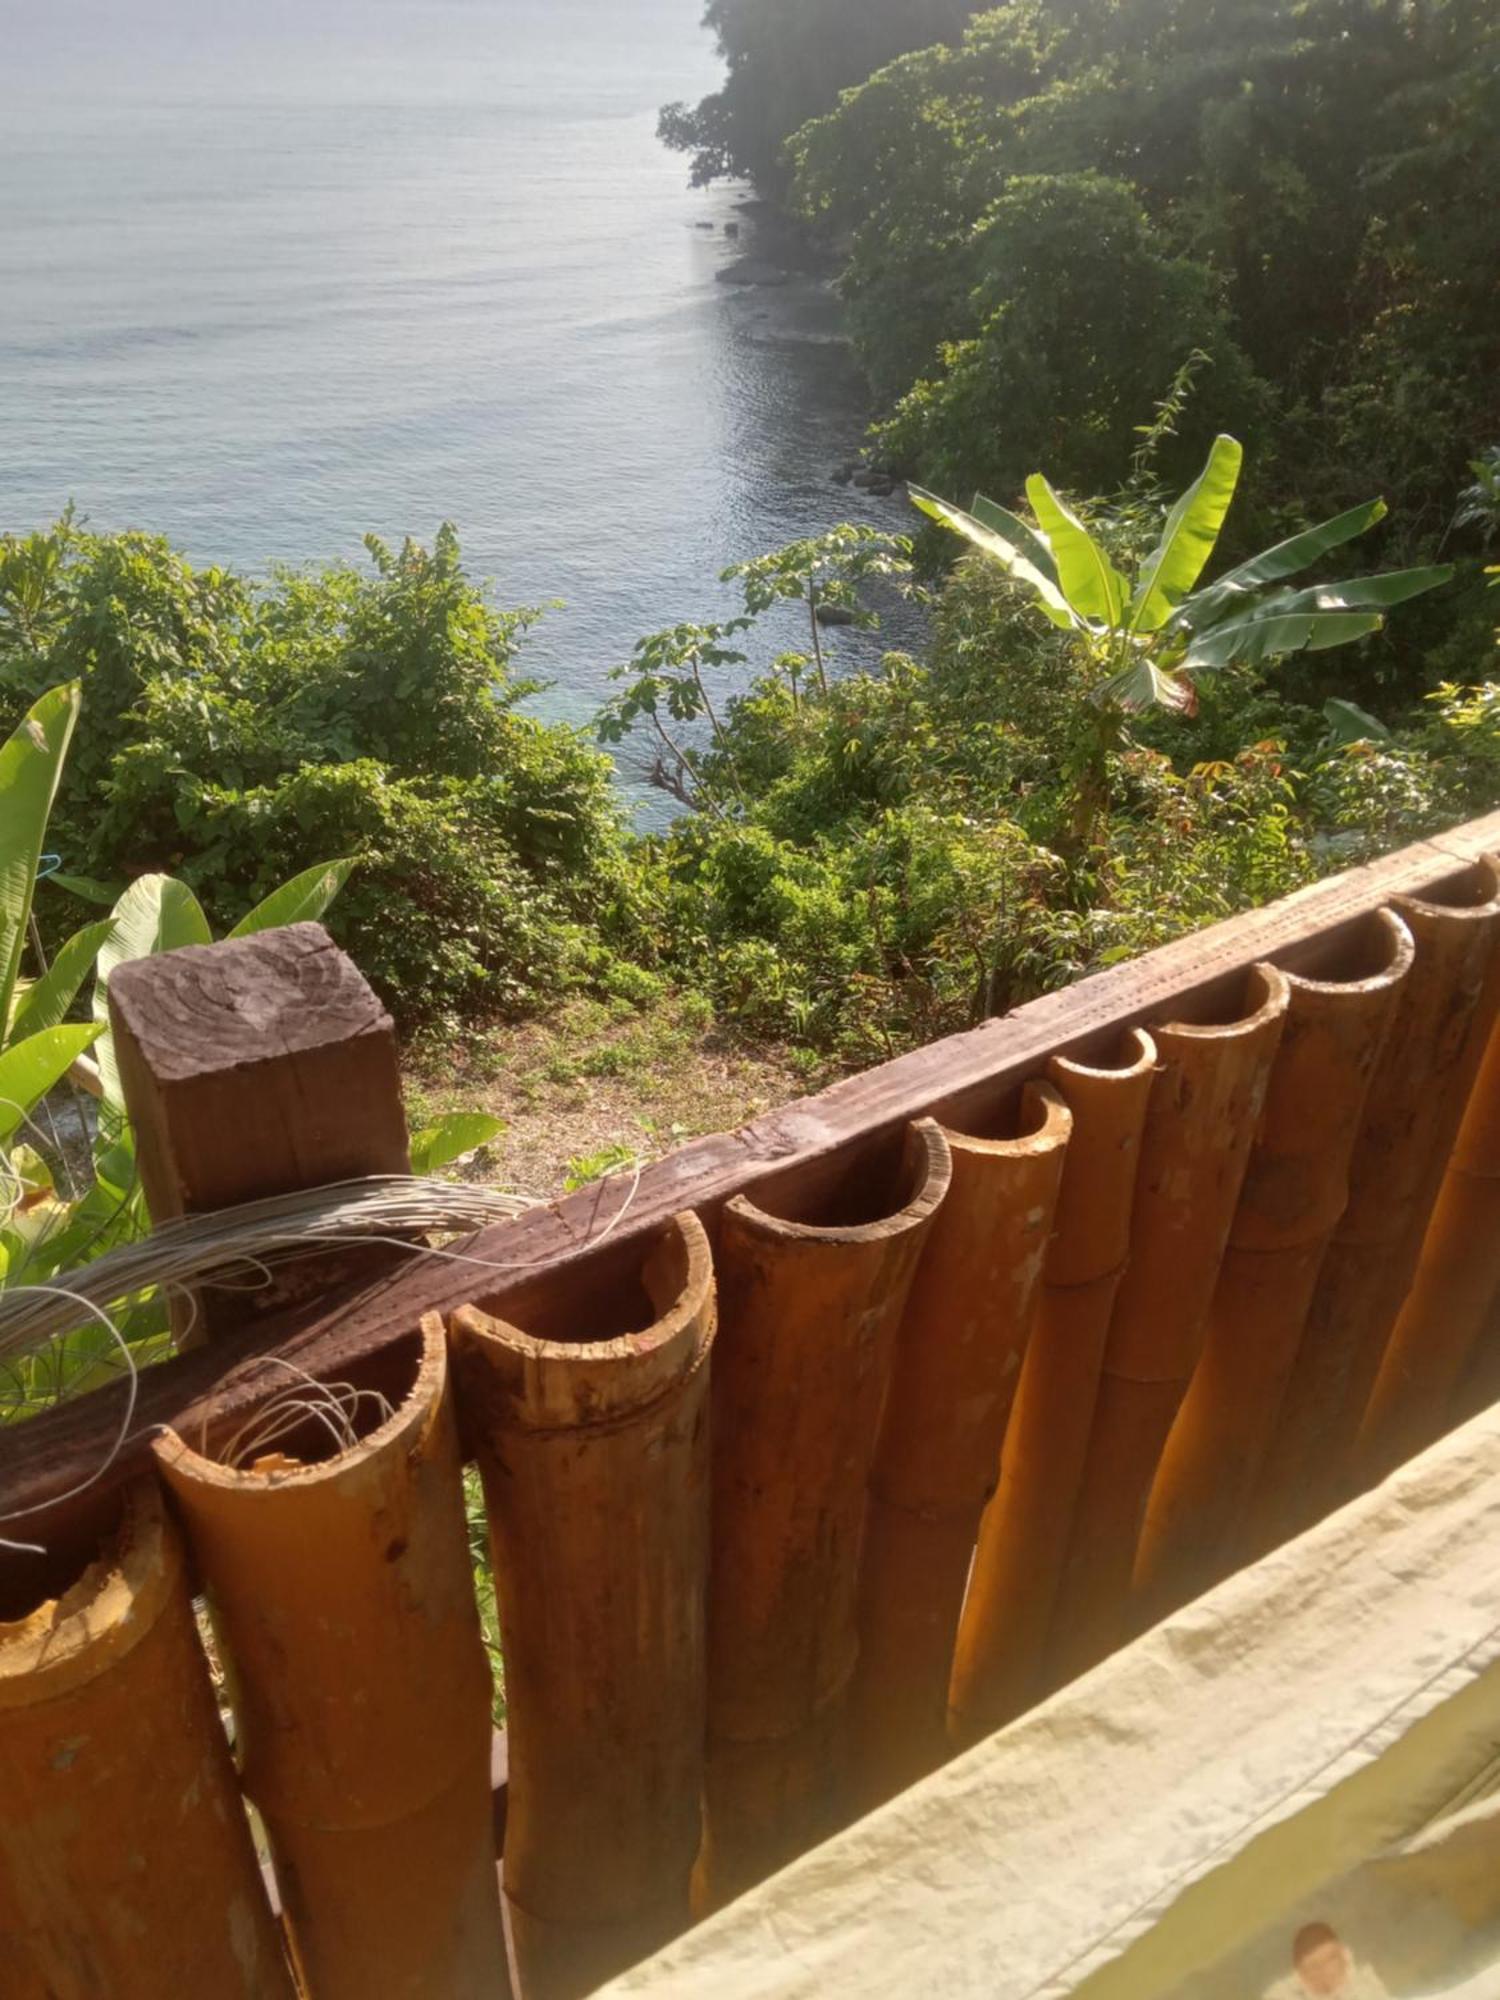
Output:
[
  {"left": 660, "top": 0, "right": 983, "bottom": 192},
  {"left": 912, "top": 434, "right": 1452, "bottom": 851},
  {"left": 0, "top": 521, "right": 634, "bottom": 1026},
  {"left": 785, "top": 0, "right": 1500, "bottom": 526}
]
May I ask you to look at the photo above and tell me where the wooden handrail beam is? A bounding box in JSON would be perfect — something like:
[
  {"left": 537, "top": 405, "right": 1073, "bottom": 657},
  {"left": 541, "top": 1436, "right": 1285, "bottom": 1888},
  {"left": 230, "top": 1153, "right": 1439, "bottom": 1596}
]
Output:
[{"left": 2, "top": 810, "right": 1498, "bottom": 1558}]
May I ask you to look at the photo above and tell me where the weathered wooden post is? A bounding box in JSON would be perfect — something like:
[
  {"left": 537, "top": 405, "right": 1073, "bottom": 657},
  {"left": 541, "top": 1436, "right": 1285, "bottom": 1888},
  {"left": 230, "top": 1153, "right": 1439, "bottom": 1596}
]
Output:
[{"left": 107, "top": 920, "right": 411, "bottom": 1336}]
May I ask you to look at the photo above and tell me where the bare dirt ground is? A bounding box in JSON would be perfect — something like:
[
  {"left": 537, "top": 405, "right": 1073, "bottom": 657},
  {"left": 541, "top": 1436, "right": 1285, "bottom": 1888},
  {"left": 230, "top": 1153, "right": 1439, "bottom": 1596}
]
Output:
[{"left": 403, "top": 992, "right": 815, "bottom": 1201}]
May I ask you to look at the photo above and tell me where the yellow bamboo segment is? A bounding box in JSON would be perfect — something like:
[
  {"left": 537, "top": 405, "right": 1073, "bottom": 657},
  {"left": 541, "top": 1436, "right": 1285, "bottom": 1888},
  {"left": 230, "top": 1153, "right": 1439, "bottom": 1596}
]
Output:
[
  {"left": 946, "top": 1028, "right": 1156, "bottom": 1749},
  {"left": 850, "top": 1082, "right": 1071, "bottom": 1807},
  {"left": 1243, "top": 856, "right": 1500, "bottom": 1554},
  {"left": 700, "top": 1121, "right": 951, "bottom": 1909},
  {"left": 154, "top": 1317, "right": 504, "bottom": 2000},
  {"left": 1133, "top": 909, "right": 1414, "bottom": 1625},
  {"left": 0, "top": 1482, "right": 293, "bottom": 2000},
  {"left": 451, "top": 1214, "right": 715, "bottom": 2000},
  {"left": 1044, "top": 966, "right": 1289, "bottom": 1687},
  {"left": 1353, "top": 960, "right": 1500, "bottom": 1485}
]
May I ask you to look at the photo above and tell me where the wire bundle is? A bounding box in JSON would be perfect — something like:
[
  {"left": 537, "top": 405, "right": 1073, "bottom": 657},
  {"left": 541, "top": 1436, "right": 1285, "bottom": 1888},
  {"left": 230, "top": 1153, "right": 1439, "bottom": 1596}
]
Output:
[{"left": 0, "top": 1175, "right": 548, "bottom": 1370}]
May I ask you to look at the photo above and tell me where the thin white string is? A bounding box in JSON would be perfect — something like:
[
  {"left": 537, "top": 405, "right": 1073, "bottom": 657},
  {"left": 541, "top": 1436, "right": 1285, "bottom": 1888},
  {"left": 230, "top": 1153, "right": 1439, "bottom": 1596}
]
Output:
[
  {"left": 0, "top": 1164, "right": 647, "bottom": 1541},
  {"left": 0, "top": 1166, "right": 644, "bottom": 1368}
]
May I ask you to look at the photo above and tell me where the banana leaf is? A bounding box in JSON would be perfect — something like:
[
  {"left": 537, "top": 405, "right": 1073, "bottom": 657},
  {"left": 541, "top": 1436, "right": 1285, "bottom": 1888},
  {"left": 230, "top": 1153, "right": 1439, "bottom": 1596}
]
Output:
[
  {"left": 1025, "top": 474, "right": 1128, "bottom": 627},
  {"left": 1129, "top": 435, "right": 1243, "bottom": 634},
  {"left": 909, "top": 487, "right": 1079, "bottom": 629}
]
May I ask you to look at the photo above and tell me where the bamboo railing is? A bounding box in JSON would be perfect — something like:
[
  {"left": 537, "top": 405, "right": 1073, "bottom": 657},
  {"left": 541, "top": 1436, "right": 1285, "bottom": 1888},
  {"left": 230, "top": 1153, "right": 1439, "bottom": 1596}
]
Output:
[{"left": 2, "top": 808, "right": 1500, "bottom": 1998}]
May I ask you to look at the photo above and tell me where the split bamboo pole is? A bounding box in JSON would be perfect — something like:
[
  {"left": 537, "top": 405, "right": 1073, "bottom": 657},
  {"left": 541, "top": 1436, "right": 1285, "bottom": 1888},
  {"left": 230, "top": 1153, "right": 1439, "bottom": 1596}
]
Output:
[
  {"left": 154, "top": 1317, "right": 505, "bottom": 2000},
  {"left": 1043, "top": 966, "right": 1289, "bottom": 1688},
  {"left": 850, "top": 1083, "right": 1071, "bottom": 1807},
  {"left": 1242, "top": 856, "right": 1500, "bottom": 1555},
  {"left": 700, "top": 1121, "right": 951, "bottom": 1909},
  {"left": 1352, "top": 964, "right": 1500, "bottom": 1485},
  {"left": 946, "top": 1029, "right": 1157, "bottom": 1748},
  {"left": 1132, "top": 909, "right": 1414, "bottom": 1625},
  {"left": 451, "top": 1213, "right": 715, "bottom": 2000},
  {"left": 0, "top": 1482, "right": 293, "bottom": 2000}
]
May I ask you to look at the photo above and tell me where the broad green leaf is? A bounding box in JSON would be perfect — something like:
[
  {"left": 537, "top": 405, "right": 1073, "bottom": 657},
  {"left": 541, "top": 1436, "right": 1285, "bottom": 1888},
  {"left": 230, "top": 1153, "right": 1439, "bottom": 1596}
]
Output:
[
  {"left": 0, "top": 1023, "right": 102, "bottom": 1143},
  {"left": 0, "top": 683, "right": 81, "bottom": 1040},
  {"left": 909, "top": 487, "right": 1078, "bottom": 629},
  {"left": 10, "top": 919, "right": 114, "bottom": 1041},
  {"left": 969, "top": 494, "right": 1060, "bottom": 587},
  {"left": 1129, "top": 435, "right": 1243, "bottom": 634},
  {"left": 93, "top": 875, "right": 213, "bottom": 1114},
  {"left": 1264, "top": 566, "right": 1452, "bottom": 617},
  {"left": 46, "top": 871, "right": 124, "bottom": 907},
  {"left": 1183, "top": 598, "right": 1386, "bottom": 674},
  {"left": 228, "top": 856, "right": 358, "bottom": 939},
  {"left": 1323, "top": 697, "right": 1391, "bottom": 745},
  {"left": 1024, "top": 476, "right": 1127, "bottom": 627},
  {"left": 1179, "top": 499, "right": 1389, "bottom": 631},
  {"left": 409, "top": 1112, "right": 506, "bottom": 1176},
  {"left": 1097, "top": 657, "right": 1197, "bottom": 713}
]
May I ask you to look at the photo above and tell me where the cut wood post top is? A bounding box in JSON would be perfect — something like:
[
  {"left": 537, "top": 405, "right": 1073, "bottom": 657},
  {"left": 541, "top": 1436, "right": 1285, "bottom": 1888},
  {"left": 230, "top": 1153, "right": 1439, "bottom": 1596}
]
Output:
[
  {"left": 109, "top": 922, "right": 411, "bottom": 1225},
  {"left": 108, "top": 922, "right": 411, "bottom": 1345}
]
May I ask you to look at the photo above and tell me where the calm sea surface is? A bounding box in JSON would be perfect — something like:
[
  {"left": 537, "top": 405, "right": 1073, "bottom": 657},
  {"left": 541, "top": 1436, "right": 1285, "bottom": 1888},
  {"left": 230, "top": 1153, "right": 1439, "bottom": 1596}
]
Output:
[{"left": 0, "top": 0, "right": 894, "bottom": 805}]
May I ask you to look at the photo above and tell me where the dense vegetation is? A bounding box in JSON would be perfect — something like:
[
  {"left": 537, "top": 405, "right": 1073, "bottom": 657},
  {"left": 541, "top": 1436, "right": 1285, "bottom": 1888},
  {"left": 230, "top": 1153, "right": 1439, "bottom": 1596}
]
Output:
[
  {"left": 659, "top": 0, "right": 983, "bottom": 194},
  {"left": 7, "top": 450, "right": 1493, "bottom": 1073},
  {"left": 787, "top": 0, "right": 1499, "bottom": 545},
  {"left": 0, "top": 515, "right": 641, "bottom": 1028}
]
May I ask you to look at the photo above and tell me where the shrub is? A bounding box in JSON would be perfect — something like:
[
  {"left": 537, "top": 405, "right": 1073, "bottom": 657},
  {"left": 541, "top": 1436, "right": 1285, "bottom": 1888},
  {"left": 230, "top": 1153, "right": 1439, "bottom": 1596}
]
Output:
[{"left": 0, "top": 519, "right": 636, "bottom": 1026}]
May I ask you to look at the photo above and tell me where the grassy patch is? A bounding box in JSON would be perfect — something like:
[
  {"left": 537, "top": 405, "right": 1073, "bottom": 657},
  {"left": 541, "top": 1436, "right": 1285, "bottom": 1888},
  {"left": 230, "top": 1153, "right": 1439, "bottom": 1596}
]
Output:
[{"left": 403, "top": 989, "right": 813, "bottom": 1203}]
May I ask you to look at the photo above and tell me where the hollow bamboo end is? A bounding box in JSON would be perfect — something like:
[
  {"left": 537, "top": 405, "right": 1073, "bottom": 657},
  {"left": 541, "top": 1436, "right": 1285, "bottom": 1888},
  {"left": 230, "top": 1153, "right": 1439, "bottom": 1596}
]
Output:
[
  {"left": 0, "top": 1481, "right": 175, "bottom": 1708},
  {"left": 1047, "top": 1023, "right": 1158, "bottom": 1092},
  {"left": 725, "top": 1117, "right": 952, "bottom": 1247},
  {"left": 153, "top": 1316, "right": 442, "bottom": 1496},
  {"left": 1284, "top": 905, "right": 1416, "bottom": 1000},
  {"left": 1394, "top": 851, "right": 1500, "bottom": 922},
  {"left": 1155, "top": 959, "right": 1291, "bottom": 1047},
  {"left": 450, "top": 1210, "right": 714, "bottom": 1426},
  {"left": 940, "top": 1078, "right": 1073, "bottom": 1161}
]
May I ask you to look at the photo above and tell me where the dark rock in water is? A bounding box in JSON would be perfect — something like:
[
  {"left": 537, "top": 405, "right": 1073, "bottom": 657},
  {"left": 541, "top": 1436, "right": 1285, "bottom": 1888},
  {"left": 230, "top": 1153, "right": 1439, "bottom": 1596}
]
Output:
[
  {"left": 695, "top": 220, "right": 715, "bottom": 231},
  {"left": 815, "top": 603, "right": 858, "bottom": 627},
  {"left": 867, "top": 476, "right": 897, "bottom": 497},
  {"left": 724, "top": 221, "right": 741, "bottom": 239},
  {"left": 830, "top": 464, "right": 855, "bottom": 486},
  {"left": 850, "top": 467, "right": 878, "bottom": 490},
  {"left": 716, "top": 256, "right": 791, "bottom": 287}
]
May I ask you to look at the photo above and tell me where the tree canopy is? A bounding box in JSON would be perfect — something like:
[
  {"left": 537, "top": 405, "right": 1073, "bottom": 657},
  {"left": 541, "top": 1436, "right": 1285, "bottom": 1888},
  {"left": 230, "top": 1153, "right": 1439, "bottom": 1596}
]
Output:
[
  {"left": 659, "top": 0, "right": 983, "bottom": 193},
  {"left": 781, "top": 0, "right": 1499, "bottom": 530}
]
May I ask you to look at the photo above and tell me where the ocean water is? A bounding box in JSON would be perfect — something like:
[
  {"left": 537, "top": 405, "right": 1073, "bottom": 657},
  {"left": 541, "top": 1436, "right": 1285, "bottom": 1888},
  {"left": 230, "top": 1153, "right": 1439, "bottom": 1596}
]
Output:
[{"left": 0, "top": 0, "right": 896, "bottom": 803}]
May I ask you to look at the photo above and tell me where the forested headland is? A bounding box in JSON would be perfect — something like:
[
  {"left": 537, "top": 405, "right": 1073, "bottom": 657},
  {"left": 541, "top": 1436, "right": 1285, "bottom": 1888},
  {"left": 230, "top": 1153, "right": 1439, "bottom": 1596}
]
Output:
[{"left": 3, "top": 0, "right": 1497, "bottom": 1104}]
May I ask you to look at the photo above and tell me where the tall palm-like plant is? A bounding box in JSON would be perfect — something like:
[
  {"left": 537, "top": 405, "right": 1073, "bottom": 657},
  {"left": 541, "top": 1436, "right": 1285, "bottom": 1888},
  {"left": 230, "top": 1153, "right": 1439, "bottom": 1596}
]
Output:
[{"left": 912, "top": 436, "right": 1452, "bottom": 851}]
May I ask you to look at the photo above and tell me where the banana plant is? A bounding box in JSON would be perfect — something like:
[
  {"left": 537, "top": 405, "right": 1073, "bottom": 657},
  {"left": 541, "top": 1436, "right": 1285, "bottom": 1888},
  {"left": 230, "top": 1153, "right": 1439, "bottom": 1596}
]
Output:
[
  {"left": 913, "top": 436, "right": 1452, "bottom": 713},
  {"left": 911, "top": 435, "right": 1453, "bottom": 850}
]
